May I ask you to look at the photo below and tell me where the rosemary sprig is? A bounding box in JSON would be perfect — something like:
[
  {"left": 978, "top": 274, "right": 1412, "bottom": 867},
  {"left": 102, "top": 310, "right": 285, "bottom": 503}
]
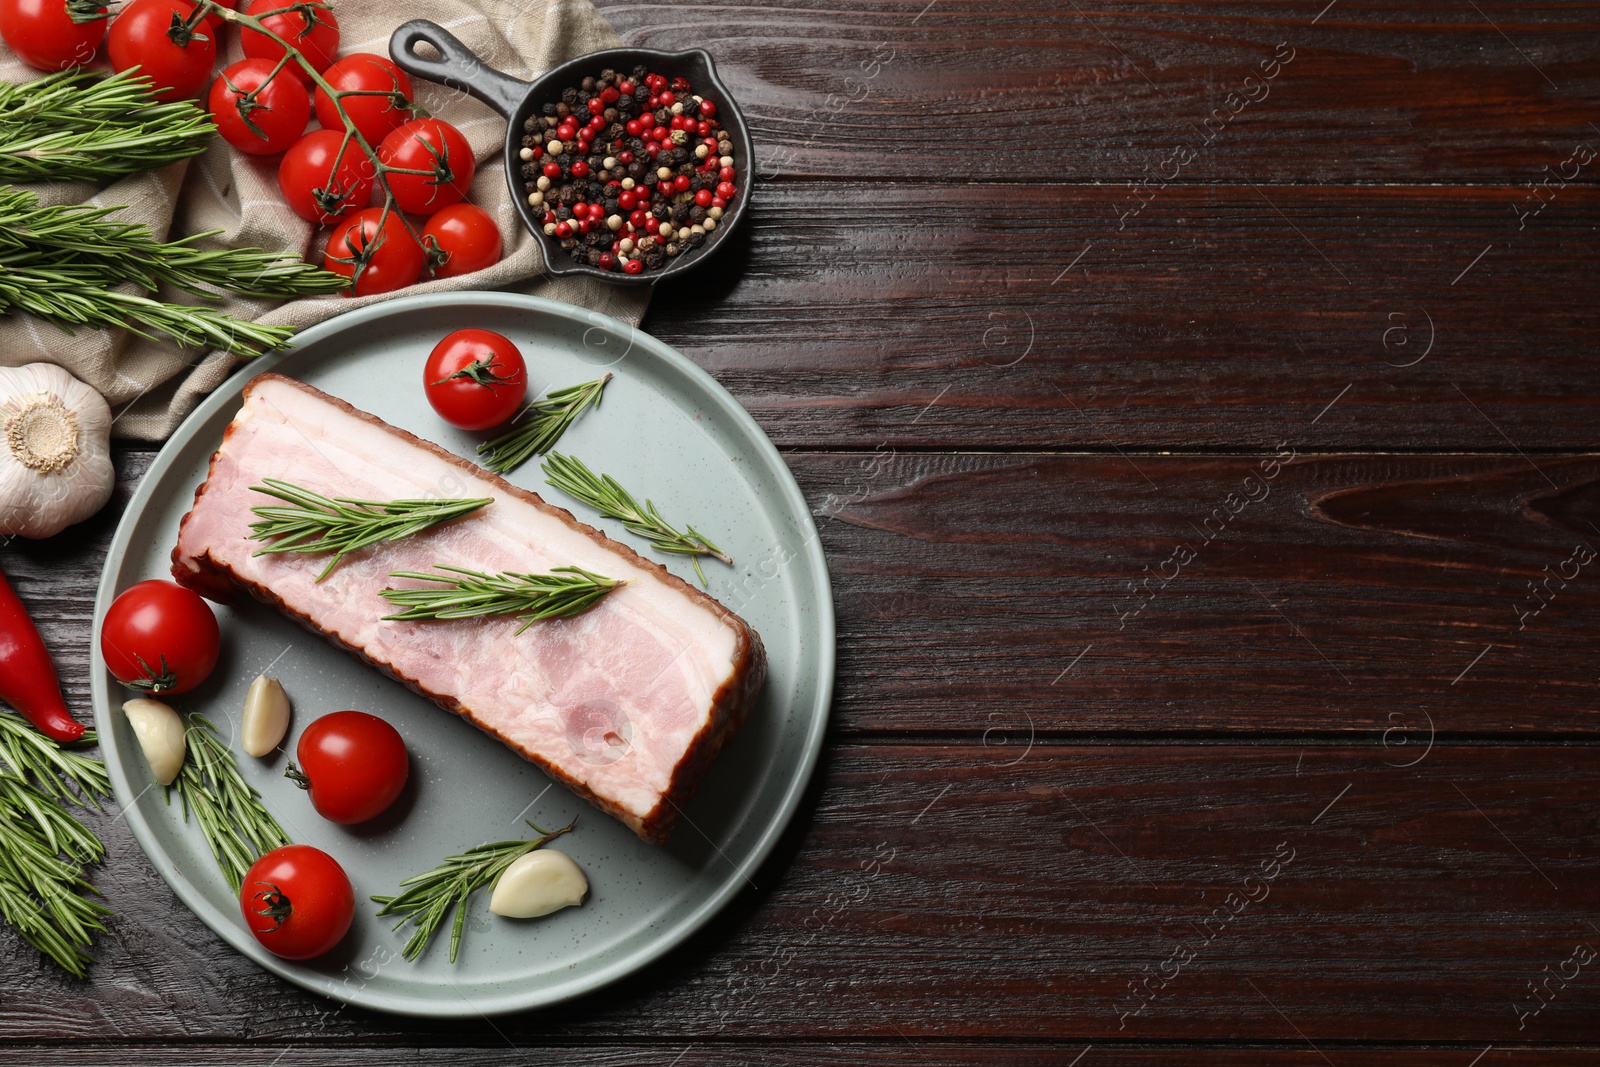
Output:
[
  {"left": 0, "top": 191, "right": 349, "bottom": 301},
  {"left": 371, "top": 820, "right": 575, "bottom": 962},
  {"left": 0, "top": 710, "right": 110, "bottom": 978},
  {"left": 476, "top": 374, "right": 611, "bottom": 474},
  {"left": 0, "top": 775, "right": 109, "bottom": 978},
  {"left": 169, "top": 712, "right": 289, "bottom": 893},
  {"left": 380, "top": 566, "right": 624, "bottom": 634},
  {"left": 0, "top": 69, "right": 215, "bottom": 183},
  {"left": 248, "top": 479, "right": 492, "bottom": 582},
  {"left": 0, "top": 709, "right": 108, "bottom": 809},
  {"left": 541, "top": 452, "right": 731, "bottom": 586}
]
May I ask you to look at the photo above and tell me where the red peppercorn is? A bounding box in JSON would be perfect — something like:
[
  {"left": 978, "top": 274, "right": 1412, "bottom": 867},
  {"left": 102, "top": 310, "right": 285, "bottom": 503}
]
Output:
[
  {"left": 543, "top": 210, "right": 556, "bottom": 224},
  {"left": 645, "top": 142, "right": 660, "bottom": 158},
  {"left": 572, "top": 161, "right": 590, "bottom": 178},
  {"left": 699, "top": 100, "right": 716, "bottom": 119},
  {"left": 554, "top": 221, "right": 572, "bottom": 239},
  {"left": 624, "top": 258, "right": 643, "bottom": 274},
  {"left": 576, "top": 218, "right": 591, "bottom": 235},
  {"left": 625, "top": 119, "right": 642, "bottom": 136},
  {"left": 587, "top": 98, "right": 604, "bottom": 115},
  {"left": 543, "top": 161, "right": 562, "bottom": 179},
  {"left": 618, "top": 150, "right": 634, "bottom": 164},
  {"left": 719, "top": 165, "right": 735, "bottom": 182},
  {"left": 652, "top": 127, "right": 670, "bottom": 142},
  {"left": 711, "top": 195, "right": 726, "bottom": 208},
  {"left": 659, "top": 90, "right": 675, "bottom": 106},
  {"left": 638, "top": 112, "right": 655, "bottom": 130},
  {"left": 558, "top": 123, "right": 576, "bottom": 139},
  {"left": 591, "top": 203, "right": 607, "bottom": 219},
  {"left": 618, "top": 79, "right": 634, "bottom": 95},
  {"left": 618, "top": 191, "right": 637, "bottom": 210},
  {"left": 601, "top": 86, "right": 619, "bottom": 103},
  {"left": 573, "top": 201, "right": 587, "bottom": 216},
  {"left": 635, "top": 185, "right": 651, "bottom": 202},
  {"left": 670, "top": 76, "right": 689, "bottom": 92},
  {"left": 643, "top": 217, "right": 659, "bottom": 233},
  {"left": 629, "top": 209, "right": 647, "bottom": 226},
  {"left": 716, "top": 181, "right": 736, "bottom": 199},
  {"left": 648, "top": 95, "right": 660, "bottom": 109},
  {"left": 697, "top": 121, "right": 711, "bottom": 136},
  {"left": 598, "top": 252, "right": 615, "bottom": 270},
  {"left": 694, "top": 189, "right": 713, "bottom": 207},
  {"left": 673, "top": 174, "right": 690, "bottom": 192}
]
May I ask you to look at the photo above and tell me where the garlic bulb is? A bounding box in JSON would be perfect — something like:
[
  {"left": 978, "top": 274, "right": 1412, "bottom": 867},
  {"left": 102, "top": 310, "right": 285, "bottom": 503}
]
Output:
[{"left": 0, "top": 363, "right": 114, "bottom": 539}]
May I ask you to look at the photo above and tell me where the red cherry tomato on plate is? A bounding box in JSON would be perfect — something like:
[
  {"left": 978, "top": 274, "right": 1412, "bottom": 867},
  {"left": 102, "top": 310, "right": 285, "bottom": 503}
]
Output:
[
  {"left": 278, "top": 128, "right": 376, "bottom": 225},
  {"left": 99, "top": 579, "right": 220, "bottom": 695},
  {"left": 241, "top": 845, "right": 354, "bottom": 960},
  {"left": 287, "top": 710, "right": 409, "bottom": 824},
  {"left": 0, "top": 0, "right": 104, "bottom": 71},
  {"left": 314, "top": 52, "right": 414, "bottom": 144},
  {"left": 377, "top": 117, "right": 475, "bottom": 214},
  {"left": 422, "top": 203, "right": 501, "bottom": 279},
  {"left": 208, "top": 58, "right": 310, "bottom": 155},
  {"left": 239, "top": 0, "right": 337, "bottom": 80},
  {"left": 322, "top": 207, "right": 424, "bottom": 297},
  {"left": 106, "top": 0, "right": 215, "bottom": 101},
  {"left": 422, "top": 328, "right": 527, "bottom": 431}
]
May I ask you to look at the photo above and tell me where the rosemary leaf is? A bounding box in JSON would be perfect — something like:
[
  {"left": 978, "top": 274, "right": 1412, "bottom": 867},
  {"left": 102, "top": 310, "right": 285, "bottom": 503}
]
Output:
[
  {"left": 541, "top": 452, "right": 731, "bottom": 586},
  {"left": 248, "top": 479, "right": 493, "bottom": 581},
  {"left": 0, "top": 709, "right": 109, "bottom": 809},
  {"left": 371, "top": 820, "right": 575, "bottom": 962},
  {"left": 168, "top": 712, "right": 289, "bottom": 893},
  {"left": 476, "top": 374, "right": 611, "bottom": 474},
  {"left": 0, "top": 69, "right": 215, "bottom": 183},
  {"left": 380, "top": 566, "right": 623, "bottom": 633}
]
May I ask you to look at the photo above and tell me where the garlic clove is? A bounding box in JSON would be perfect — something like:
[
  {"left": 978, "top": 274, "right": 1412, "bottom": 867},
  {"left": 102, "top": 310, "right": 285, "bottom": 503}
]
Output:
[
  {"left": 489, "top": 849, "right": 588, "bottom": 918},
  {"left": 121, "top": 698, "right": 187, "bottom": 786},
  {"left": 240, "top": 675, "right": 291, "bottom": 757}
]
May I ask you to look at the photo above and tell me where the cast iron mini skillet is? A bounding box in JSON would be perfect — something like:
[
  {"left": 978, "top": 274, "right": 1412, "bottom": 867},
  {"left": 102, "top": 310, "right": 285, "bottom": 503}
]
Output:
[{"left": 388, "top": 21, "right": 754, "bottom": 286}]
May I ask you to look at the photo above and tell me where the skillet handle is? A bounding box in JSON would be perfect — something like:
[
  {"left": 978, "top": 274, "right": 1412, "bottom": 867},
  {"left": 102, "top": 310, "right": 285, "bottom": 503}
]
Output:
[{"left": 388, "top": 20, "right": 531, "bottom": 118}]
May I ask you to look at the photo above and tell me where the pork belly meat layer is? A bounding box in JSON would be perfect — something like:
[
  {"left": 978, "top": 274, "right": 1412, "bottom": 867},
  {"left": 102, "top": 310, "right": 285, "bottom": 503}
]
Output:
[{"left": 171, "top": 374, "right": 765, "bottom": 843}]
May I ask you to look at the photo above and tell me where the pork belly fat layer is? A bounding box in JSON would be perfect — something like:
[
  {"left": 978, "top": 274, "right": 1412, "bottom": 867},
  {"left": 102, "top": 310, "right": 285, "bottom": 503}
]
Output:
[{"left": 170, "top": 374, "right": 765, "bottom": 842}]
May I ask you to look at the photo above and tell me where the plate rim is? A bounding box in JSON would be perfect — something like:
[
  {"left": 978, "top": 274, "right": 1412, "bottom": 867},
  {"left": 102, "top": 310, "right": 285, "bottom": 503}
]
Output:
[{"left": 90, "top": 291, "right": 835, "bottom": 1017}]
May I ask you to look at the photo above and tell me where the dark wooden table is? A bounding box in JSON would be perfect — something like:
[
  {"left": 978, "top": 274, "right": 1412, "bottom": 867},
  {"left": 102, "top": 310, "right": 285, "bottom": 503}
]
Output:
[{"left": 5, "top": 1, "right": 1600, "bottom": 1062}]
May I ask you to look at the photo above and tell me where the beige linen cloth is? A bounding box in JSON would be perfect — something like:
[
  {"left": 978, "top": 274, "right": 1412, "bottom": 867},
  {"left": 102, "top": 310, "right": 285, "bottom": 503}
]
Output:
[{"left": 0, "top": 0, "right": 648, "bottom": 441}]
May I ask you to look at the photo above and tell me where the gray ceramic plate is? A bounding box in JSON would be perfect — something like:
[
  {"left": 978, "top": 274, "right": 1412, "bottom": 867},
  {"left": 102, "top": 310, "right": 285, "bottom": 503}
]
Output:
[{"left": 91, "top": 293, "right": 833, "bottom": 1017}]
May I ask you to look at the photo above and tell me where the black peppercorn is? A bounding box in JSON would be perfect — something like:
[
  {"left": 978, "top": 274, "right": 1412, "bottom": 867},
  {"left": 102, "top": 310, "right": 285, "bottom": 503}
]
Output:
[
  {"left": 523, "top": 117, "right": 538, "bottom": 132},
  {"left": 603, "top": 107, "right": 618, "bottom": 123},
  {"left": 687, "top": 230, "right": 706, "bottom": 248},
  {"left": 581, "top": 76, "right": 595, "bottom": 92},
  {"left": 560, "top": 237, "right": 578, "bottom": 251},
  {"left": 645, "top": 250, "right": 665, "bottom": 269},
  {"left": 555, "top": 204, "right": 573, "bottom": 219},
  {"left": 556, "top": 153, "right": 572, "bottom": 169},
  {"left": 670, "top": 203, "right": 689, "bottom": 225},
  {"left": 541, "top": 102, "right": 557, "bottom": 117},
  {"left": 520, "top": 163, "right": 538, "bottom": 180},
  {"left": 520, "top": 133, "right": 536, "bottom": 147},
  {"left": 560, "top": 87, "right": 578, "bottom": 105},
  {"left": 631, "top": 64, "right": 647, "bottom": 79},
  {"left": 689, "top": 205, "right": 707, "bottom": 223},
  {"left": 600, "top": 68, "right": 616, "bottom": 82}
]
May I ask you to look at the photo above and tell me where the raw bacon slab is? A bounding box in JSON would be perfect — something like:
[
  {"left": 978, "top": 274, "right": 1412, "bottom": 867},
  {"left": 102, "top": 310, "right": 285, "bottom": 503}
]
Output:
[{"left": 171, "top": 373, "right": 765, "bottom": 843}]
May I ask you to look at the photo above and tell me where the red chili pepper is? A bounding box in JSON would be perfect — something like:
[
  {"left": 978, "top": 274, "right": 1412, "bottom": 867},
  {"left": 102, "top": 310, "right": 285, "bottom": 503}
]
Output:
[{"left": 0, "top": 566, "right": 86, "bottom": 743}]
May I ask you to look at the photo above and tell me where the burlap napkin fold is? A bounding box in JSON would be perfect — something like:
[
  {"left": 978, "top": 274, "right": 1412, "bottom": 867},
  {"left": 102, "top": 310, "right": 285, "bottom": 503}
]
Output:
[{"left": 0, "top": 0, "right": 649, "bottom": 441}]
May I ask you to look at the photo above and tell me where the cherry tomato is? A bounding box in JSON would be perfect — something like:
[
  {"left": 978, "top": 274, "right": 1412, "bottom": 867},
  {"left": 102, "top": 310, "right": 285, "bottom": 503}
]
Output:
[
  {"left": 106, "top": 0, "right": 215, "bottom": 102},
  {"left": 240, "top": 845, "right": 354, "bottom": 960},
  {"left": 239, "top": 0, "right": 337, "bottom": 81},
  {"left": 99, "top": 579, "right": 220, "bottom": 695},
  {"left": 208, "top": 58, "right": 310, "bottom": 155},
  {"left": 377, "top": 117, "right": 475, "bottom": 214},
  {"left": 314, "top": 52, "right": 414, "bottom": 145},
  {"left": 422, "top": 328, "right": 526, "bottom": 430},
  {"left": 278, "top": 128, "right": 375, "bottom": 225},
  {"left": 0, "top": 0, "right": 104, "bottom": 71},
  {"left": 422, "top": 203, "right": 501, "bottom": 279},
  {"left": 287, "top": 710, "right": 408, "bottom": 824},
  {"left": 322, "top": 207, "right": 424, "bottom": 296}
]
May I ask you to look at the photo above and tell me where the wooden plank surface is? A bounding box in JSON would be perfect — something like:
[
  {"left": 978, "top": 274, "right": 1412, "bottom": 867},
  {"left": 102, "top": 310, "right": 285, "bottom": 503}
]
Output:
[
  {"left": 17, "top": 449, "right": 1599, "bottom": 738},
  {"left": 0, "top": 740, "right": 1594, "bottom": 1043},
  {"left": 592, "top": 0, "right": 1600, "bottom": 183},
  {"left": 643, "top": 183, "right": 1600, "bottom": 449}
]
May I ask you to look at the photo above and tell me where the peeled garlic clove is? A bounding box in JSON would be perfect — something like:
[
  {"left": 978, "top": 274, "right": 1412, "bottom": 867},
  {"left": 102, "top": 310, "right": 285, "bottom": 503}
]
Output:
[
  {"left": 121, "top": 698, "right": 187, "bottom": 786},
  {"left": 241, "top": 675, "right": 291, "bottom": 757},
  {"left": 489, "top": 849, "right": 588, "bottom": 918}
]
